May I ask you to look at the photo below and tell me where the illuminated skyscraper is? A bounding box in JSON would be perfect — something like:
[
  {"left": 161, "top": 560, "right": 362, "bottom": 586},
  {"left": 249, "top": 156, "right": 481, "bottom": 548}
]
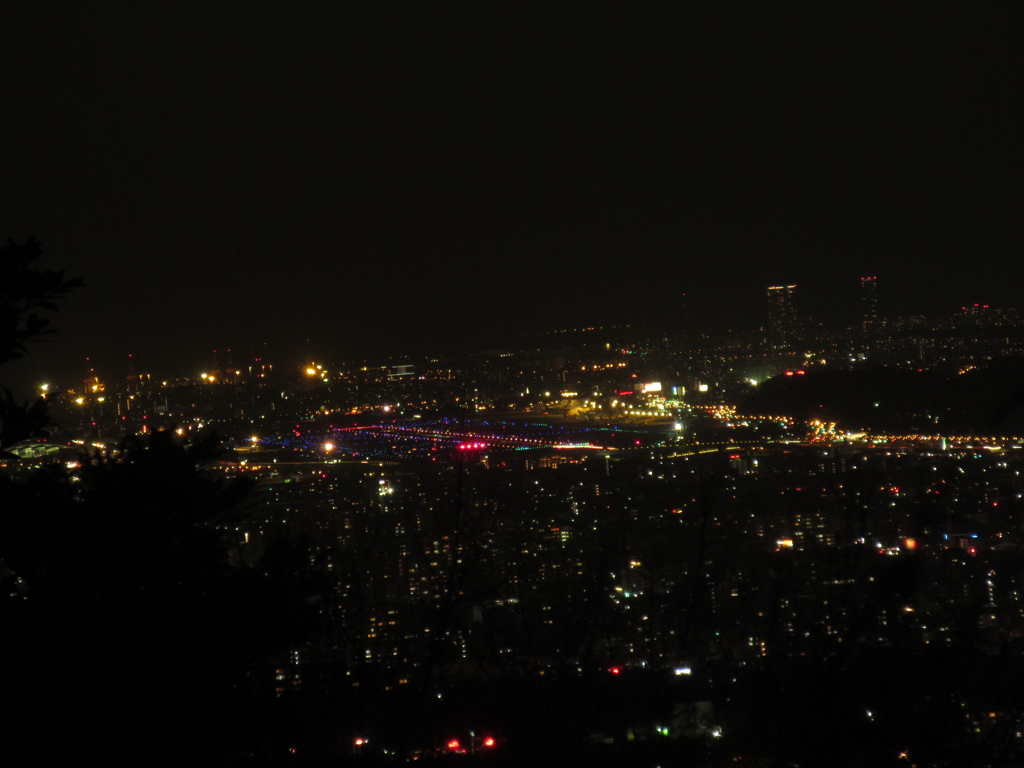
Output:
[
  {"left": 860, "top": 276, "right": 878, "bottom": 329},
  {"left": 766, "top": 284, "right": 798, "bottom": 352}
]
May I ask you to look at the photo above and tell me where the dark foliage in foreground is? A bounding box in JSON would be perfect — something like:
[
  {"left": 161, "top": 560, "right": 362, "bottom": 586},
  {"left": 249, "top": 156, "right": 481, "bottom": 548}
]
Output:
[
  {"left": 0, "top": 236, "right": 82, "bottom": 453},
  {"left": 0, "top": 237, "right": 325, "bottom": 765},
  {"left": 0, "top": 430, "right": 323, "bottom": 765}
]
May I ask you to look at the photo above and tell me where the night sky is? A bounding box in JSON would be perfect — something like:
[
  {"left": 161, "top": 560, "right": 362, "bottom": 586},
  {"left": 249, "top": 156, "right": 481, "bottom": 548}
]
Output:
[{"left": 3, "top": 4, "right": 1022, "bottom": 388}]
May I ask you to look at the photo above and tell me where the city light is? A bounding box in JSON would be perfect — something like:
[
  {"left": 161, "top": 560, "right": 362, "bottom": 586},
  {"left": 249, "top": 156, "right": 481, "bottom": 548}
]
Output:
[
  {"left": 5, "top": 25, "right": 1023, "bottom": 766},
  {"left": 16, "top": 301, "right": 1024, "bottom": 761}
]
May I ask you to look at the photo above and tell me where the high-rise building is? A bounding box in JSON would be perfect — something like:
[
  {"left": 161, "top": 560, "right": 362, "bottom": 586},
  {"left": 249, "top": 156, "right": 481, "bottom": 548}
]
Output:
[
  {"left": 860, "top": 276, "right": 878, "bottom": 329},
  {"left": 766, "top": 284, "right": 798, "bottom": 353}
]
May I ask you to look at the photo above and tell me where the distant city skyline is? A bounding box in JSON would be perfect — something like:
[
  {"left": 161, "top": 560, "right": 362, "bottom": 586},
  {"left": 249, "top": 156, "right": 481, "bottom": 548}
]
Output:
[{"left": 9, "top": 269, "right": 1024, "bottom": 396}]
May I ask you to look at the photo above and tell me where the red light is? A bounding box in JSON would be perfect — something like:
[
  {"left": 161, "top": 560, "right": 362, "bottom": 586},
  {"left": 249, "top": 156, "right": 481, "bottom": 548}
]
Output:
[
  {"left": 785, "top": 371, "right": 794, "bottom": 376},
  {"left": 483, "top": 737, "right": 496, "bottom": 747},
  {"left": 796, "top": 370, "right": 805, "bottom": 375},
  {"left": 610, "top": 666, "right": 621, "bottom": 675},
  {"left": 905, "top": 538, "right": 917, "bottom": 550},
  {"left": 447, "top": 739, "right": 460, "bottom": 750}
]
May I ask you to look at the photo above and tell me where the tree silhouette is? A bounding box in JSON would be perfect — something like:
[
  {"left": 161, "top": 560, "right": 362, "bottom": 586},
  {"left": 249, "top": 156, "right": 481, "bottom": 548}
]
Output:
[
  {"left": 0, "top": 240, "right": 320, "bottom": 766},
  {"left": 0, "top": 235, "right": 82, "bottom": 452},
  {"left": 0, "top": 235, "right": 81, "bottom": 364}
]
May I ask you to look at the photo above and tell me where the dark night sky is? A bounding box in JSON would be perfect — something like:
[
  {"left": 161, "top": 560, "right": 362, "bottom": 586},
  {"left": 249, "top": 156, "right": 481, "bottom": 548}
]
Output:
[{"left": 3, "top": 3, "right": 1022, "bottom": 389}]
